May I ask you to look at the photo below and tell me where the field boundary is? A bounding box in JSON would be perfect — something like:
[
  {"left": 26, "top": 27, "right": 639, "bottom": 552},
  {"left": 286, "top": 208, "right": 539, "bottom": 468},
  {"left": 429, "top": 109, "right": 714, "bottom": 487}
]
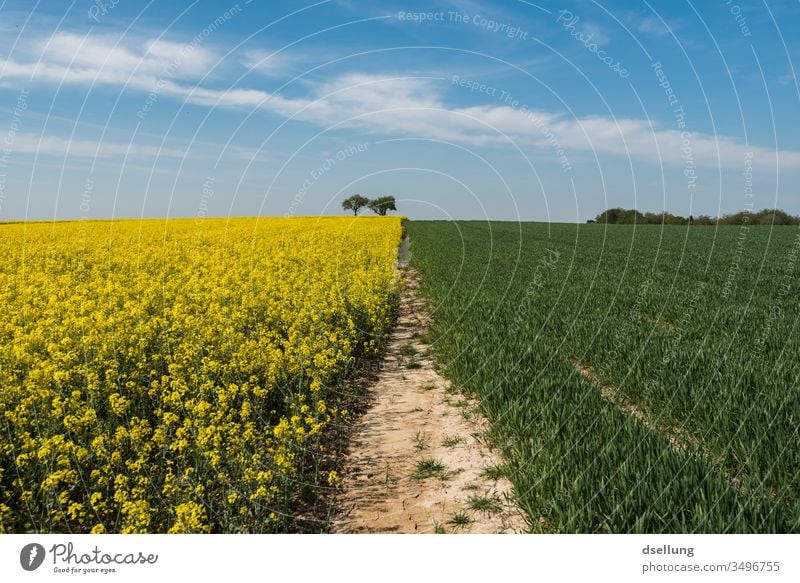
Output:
[{"left": 331, "top": 267, "right": 527, "bottom": 533}]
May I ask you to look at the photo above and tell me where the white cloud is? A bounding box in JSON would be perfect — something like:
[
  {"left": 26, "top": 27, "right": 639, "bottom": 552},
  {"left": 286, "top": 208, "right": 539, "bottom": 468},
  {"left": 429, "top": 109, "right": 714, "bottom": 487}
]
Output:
[
  {"left": 241, "top": 49, "right": 302, "bottom": 78},
  {"left": 38, "top": 32, "right": 216, "bottom": 79},
  {"left": 281, "top": 74, "right": 800, "bottom": 170},
  {"left": 0, "top": 32, "right": 217, "bottom": 97},
  {"left": 3, "top": 31, "right": 799, "bottom": 171},
  {"left": 8, "top": 132, "right": 186, "bottom": 159},
  {"left": 144, "top": 39, "right": 216, "bottom": 76}
]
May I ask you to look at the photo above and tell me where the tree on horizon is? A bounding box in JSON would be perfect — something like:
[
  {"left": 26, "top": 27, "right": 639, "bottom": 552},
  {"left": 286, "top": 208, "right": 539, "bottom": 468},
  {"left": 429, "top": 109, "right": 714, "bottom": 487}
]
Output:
[
  {"left": 367, "top": 196, "right": 397, "bottom": 216},
  {"left": 341, "top": 194, "right": 370, "bottom": 216},
  {"left": 592, "top": 207, "right": 799, "bottom": 226}
]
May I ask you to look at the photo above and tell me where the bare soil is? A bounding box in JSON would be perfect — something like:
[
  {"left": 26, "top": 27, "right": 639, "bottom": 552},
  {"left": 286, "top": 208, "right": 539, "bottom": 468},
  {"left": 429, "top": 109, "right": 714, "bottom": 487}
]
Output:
[{"left": 331, "top": 268, "right": 527, "bottom": 534}]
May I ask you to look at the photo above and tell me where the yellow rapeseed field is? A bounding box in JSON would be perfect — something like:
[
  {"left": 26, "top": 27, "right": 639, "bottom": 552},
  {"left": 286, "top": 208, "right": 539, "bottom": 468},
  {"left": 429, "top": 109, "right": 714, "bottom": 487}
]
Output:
[{"left": 0, "top": 216, "right": 403, "bottom": 533}]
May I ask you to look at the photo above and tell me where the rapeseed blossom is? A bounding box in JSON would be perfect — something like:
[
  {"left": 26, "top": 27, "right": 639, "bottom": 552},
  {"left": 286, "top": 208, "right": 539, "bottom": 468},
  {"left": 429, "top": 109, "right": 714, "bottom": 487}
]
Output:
[{"left": 0, "top": 216, "right": 402, "bottom": 533}]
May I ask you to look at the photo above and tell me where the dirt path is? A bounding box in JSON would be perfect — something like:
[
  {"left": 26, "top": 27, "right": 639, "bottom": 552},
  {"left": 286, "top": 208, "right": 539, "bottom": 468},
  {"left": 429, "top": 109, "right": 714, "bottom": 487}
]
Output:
[{"left": 332, "top": 268, "right": 527, "bottom": 534}]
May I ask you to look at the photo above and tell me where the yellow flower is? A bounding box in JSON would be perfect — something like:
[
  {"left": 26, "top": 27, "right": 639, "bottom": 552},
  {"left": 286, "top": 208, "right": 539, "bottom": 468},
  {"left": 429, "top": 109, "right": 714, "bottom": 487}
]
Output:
[
  {"left": 168, "top": 501, "right": 210, "bottom": 534},
  {"left": 0, "top": 216, "right": 402, "bottom": 533}
]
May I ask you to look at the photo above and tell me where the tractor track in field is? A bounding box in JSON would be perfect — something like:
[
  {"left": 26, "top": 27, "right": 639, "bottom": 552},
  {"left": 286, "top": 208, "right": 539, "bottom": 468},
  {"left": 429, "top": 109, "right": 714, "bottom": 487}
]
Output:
[
  {"left": 574, "top": 361, "right": 773, "bottom": 499},
  {"left": 331, "top": 267, "right": 527, "bottom": 534},
  {"left": 575, "top": 361, "right": 695, "bottom": 452}
]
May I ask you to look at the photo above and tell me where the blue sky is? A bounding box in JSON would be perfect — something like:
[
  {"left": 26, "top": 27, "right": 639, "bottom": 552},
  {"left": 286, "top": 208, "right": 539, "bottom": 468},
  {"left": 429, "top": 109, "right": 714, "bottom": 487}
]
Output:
[{"left": 0, "top": 0, "right": 798, "bottom": 222}]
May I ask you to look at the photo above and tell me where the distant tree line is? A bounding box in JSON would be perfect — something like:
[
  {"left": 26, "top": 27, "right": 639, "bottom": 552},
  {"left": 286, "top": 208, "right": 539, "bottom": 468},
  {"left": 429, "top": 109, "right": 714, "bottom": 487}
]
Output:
[
  {"left": 590, "top": 208, "right": 800, "bottom": 226},
  {"left": 342, "top": 194, "right": 397, "bottom": 216}
]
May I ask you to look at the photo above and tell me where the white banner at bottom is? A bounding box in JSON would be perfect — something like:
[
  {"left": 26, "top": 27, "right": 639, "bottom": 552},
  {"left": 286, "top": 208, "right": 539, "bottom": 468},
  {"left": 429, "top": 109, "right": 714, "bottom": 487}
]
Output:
[{"left": 1, "top": 534, "right": 797, "bottom": 582}]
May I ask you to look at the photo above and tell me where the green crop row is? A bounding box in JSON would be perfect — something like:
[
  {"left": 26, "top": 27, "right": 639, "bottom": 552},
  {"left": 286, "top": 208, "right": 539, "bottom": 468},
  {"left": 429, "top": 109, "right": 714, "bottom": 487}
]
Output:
[{"left": 407, "top": 220, "right": 800, "bottom": 533}]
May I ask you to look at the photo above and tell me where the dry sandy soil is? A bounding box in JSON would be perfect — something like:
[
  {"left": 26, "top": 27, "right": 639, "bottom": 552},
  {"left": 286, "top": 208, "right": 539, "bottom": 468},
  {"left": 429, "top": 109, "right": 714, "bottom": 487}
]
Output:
[{"left": 331, "top": 268, "right": 527, "bottom": 534}]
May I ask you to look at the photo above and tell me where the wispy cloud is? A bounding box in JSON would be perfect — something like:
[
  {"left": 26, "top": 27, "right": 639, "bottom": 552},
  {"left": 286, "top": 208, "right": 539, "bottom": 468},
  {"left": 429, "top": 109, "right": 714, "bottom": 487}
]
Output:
[
  {"left": 277, "top": 74, "right": 800, "bottom": 170},
  {"left": 9, "top": 132, "right": 186, "bottom": 159},
  {"left": 634, "top": 15, "right": 680, "bottom": 38},
  {"left": 41, "top": 31, "right": 215, "bottom": 79},
  {"left": 3, "top": 31, "right": 799, "bottom": 171},
  {"left": 0, "top": 31, "right": 217, "bottom": 94},
  {"left": 241, "top": 49, "right": 304, "bottom": 78}
]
